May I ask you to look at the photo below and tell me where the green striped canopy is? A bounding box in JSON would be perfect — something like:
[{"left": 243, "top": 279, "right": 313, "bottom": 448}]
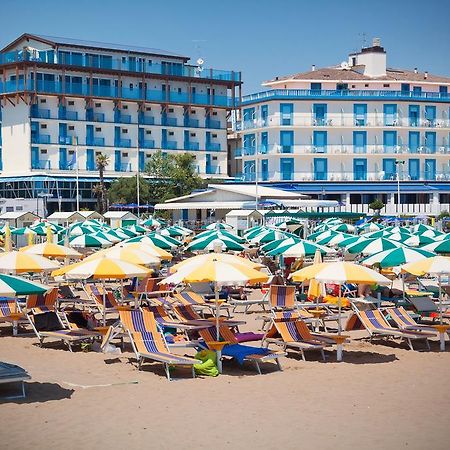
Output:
[
  {"left": 346, "top": 237, "right": 403, "bottom": 255},
  {"left": 421, "top": 240, "right": 450, "bottom": 254},
  {"left": 260, "top": 237, "right": 301, "bottom": 253},
  {"left": 267, "top": 239, "right": 334, "bottom": 257},
  {"left": 361, "top": 247, "right": 436, "bottom": 268},
  {"left": 68, "top": 234, "right": 113, "bottom": 248},
  {"left": 186, "top": 234, "right": 245, "bottom": 252},
  {"left": 126, "top": 233, "right": 180, "bottom": 249},
  {"left": 0, "top": 273, "right": 49, "bottom": 296}
]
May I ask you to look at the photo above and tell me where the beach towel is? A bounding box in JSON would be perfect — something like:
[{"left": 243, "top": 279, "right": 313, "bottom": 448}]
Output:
[
  {"left": 235, "top": 332, "right": 264, "bottom": 343},
  {"left": 222, "top": 344, "right": 270, "bottom": 365}
]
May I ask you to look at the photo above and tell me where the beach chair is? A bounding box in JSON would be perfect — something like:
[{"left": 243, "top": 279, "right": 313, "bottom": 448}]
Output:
[
  {"left": 263, "top": 319, "right": 334, "bottom": 361},
  {"left": 143, "top": 305, "right": 205, "bottom": 332},
  {"left": 26, "top": 288, "right": 59, "bottom": 314},
  {"left": 85, "top": 283, "right": 132, "bottom": 313},
  {"left": 0, "top": 298, "right": 26, "bottom": 335},
  {"left": 269, "top": 285, "right": 296, "bottom": 311},
  {"left": 347, "top": 308, "right": 432, "bottom": 350},
  {"left": 198, "top": 326, "right": 285, "bottom": 374},
  {"left": 171, "top": 291, "right": 206, "bottom": 307},
  {"left": 0, "top": 362, "right": 31, "bottom": 399},
  {"left": 229, "top": 288, "right": 269, "bottom": 313},
  {"left": 119, "top": 309, "right": 200, "bottom": 381},
  {"left": 173, "top": 304, "right": 244, "bottom": 328}
]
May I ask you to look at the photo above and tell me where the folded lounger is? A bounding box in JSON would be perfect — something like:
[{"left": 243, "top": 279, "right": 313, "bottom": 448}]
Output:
[
  {"left": 0, "top": 362, "right": 31, "bottom": 399},
  {"left": 119, "top": 309, "right": 201, "bottom": 381}
]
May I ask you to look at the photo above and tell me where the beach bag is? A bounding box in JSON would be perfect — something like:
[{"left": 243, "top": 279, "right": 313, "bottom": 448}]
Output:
[
  {"left": 194, "top": 350, "right": 219, "bottom": 377},
  {"left": 34, "top": 312, "right": 62, "bottom": 331}
]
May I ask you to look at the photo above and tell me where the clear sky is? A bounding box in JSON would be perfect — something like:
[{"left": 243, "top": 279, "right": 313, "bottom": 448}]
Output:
[{"left": 2, "top": 0, "right": 450, "bottom": 94}]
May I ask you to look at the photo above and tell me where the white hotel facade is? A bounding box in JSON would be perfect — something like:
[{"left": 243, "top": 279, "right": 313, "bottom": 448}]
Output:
[
  {"left": 236, "top": 39, "right": 450, "bottom": 215},
  {"left": 0, "top": 34, "right": 240, "bottom": 213}
]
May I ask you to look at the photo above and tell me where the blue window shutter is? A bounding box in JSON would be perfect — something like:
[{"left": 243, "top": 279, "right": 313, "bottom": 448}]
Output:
[
  {"left": 313, "top": 158, "right": 327, "bottom": 180},
  {"left": 139, "top": 151, "right": 145, "bottom": 171},
  {"left": 353, "top": 158, "right": 367, "bottom": 180},
  {"left": 31, "top": 147, "right": 39, "bottom": 169},
  {"left": 280, "top": 158, "right": 294, "bottom": 181},
  {"left": 86, "top": 149, "right": 94, "bottom": 171},
  {"left": 313, "top": 131, "right": 327, "bottom": 152},
  {"left": 383, "top": 131, "right": 397, "bottom": 152},
  {"left": 425, "top": 159, "right": 436, "bottom": 180},
  {"left": 59, "top": 147, "right": 67, "bottom": 169},
  {"left": 409, "top": 132, "right": 420, "bottom": 153},
  {"left": 408, "top": 105, "right": 420, "bottom": 126},
  {"left": 382, "top": 158, "right": 396, "bottom": 179},
  {"left": 425, "top": 132, "right": 436, "bottom": 153},
  {"left": 408, "top": 159, "right": 420, "bottom": 180},
  {"left": 353, "top": 131, "right": 367, "bottom": 153},
  {"left": 115, "top": 150, "right": 121, "bottom": 171}
]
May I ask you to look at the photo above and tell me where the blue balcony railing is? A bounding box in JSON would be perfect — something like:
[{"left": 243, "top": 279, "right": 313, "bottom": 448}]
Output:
[
  {"left": 117, "top": 114, "right": 131, "bottom": 124},
  {"left": 162, "top": 117, "right": 178, "bottom": 126},
  {"left": 59, "top": 136, "right": 73, "bottom": 145},
  {"left": 242, "top": 89, "right": 450, "bottom": 105},
  {"left": 206, "top": 119, "right": 221, "bottom": 129},
  {"left": 162, "top": 140, "right": 177, "bottom": 150},
  {"left": 87, "top": 112, "right": 105, "bottom": 122},
  {"left": 0, "top": 49, "right": 241, "bottom": 83},
  {"left": 32, "top": 160, "right": 51, "bottom": 170},
  {"left": 59, "top": 110, "right": 78, "bottom": 120},
  {"left": 115, "top": 138, "right": 131, "bottom": 147},
  {"left": 139, "top": 139, "right": 155, "bottom": 149},
  {"left": 184, "top": 118, "right": 199, "bottom": 128},
  {"left": 139, "top": 115, "right": 155, "bottom": 125},
  {"left": 31, "top": 108, "right": 50, "bottom": 119},
  {"left": 31, "top": 134, "right": 51, "bottom": 144},
  {"left": 87, "top": 137, "right": 105, "bottom": 146},
  {"left": 184, "top": 142, "right": 200, "bottom": 151},
  {"left": 206, "top": 142, "right": 221, "bottom": 151}
]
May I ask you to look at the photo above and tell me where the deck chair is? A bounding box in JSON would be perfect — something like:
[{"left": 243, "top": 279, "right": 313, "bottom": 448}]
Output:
[
  {"left": 198, "top": 325, "right": 285, "bottom": 374},
  {"left": 26, "top": 288, "right": 59, "bottom": 314},
  {"left": 85, "top": 284, "right": 132, "bottom": 312},
  {"left": 263, "top": 319, "right": 333, "bottom": 361},
  {"left": 171, "top": 291, "right": 205, "bottom": 306},
  {"left": 230, "top": 288, "right": 269, "bottom": 313},
  {"left": 0, "top": 362, "right": 31, "bottom": 399},
  {"left": 0, "top": 298, "right": 26, "bottom": 335},
  {"left": 143, "top": 305, "right": 205, "bottom": 332},
  {"left": 119, "top": 309, "right": 200, "bottom": 381},
  {"left": 407, "top": 296, "right": 440, "bottom": 319},
  {"left": 347, "top": 308, "right": 432, "bottom": 350},
  {"left": 269, "top": 285, "right": 296, "bottom": 310},
  {"left": 173, "top": 304, "right": 244, "bottom": 328}
]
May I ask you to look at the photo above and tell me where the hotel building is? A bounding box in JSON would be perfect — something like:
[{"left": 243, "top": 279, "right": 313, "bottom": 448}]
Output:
[
  {"left": 0, "top": 33, "right": 241, "bottom": 213},
  {"left": 236, "top": 39, "right": 450, "bottom": 215}
]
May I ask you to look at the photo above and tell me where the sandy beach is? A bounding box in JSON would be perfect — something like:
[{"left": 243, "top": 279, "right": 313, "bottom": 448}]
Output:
[{"left": 1, "top": 313, "right": 449, "bottom": 450}]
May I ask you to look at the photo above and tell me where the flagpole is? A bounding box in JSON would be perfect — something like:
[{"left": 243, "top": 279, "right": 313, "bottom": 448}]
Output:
[{"left": 74, "top": 136, "right": 79, "bottom": 212}]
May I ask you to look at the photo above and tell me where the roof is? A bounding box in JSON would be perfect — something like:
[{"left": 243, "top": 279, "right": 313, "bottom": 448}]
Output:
[
  {"left": 103, "top": 211, "right": 137, "bottom": 218},
  {"left": 226, "top": 210, "right": 262, "bottom": 217},
  {"left": 0, "top": 211, "right": 39, "bottom": 219},
  {"left": 155, "top": 201, "right": 269, "bottom": 211},
  {"left": 47, "top": 212, "right": 83, "bottom": 219},
  {"left": 1, "top": 33, "right": 188, "bottom": 61},
  {"left": 265, "top": 66, "right": 450, "bottom": 84},
  {"left": 78, "top": 211, "right": 103, "bottom": 218}
]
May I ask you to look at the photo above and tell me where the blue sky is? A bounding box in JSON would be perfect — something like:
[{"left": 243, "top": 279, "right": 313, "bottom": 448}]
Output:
[{"left": 2, "top": 0, "right": 450, "bottom": 93}]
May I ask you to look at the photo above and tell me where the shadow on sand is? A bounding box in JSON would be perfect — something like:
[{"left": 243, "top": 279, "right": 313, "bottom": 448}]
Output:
[{"left": 0, "top": 382, "right": 74, "bottom": 404}]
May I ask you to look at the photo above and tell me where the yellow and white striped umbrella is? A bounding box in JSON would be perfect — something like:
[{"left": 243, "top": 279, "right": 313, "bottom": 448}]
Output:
[
  {"left": 0, "top": 251, "right": 59, "bottom": 274},
  {"left": 401, "top": 256, "right": 450, "bottom": 276},
  {"left": 85, "top": 244, "right": 161, "bottom": 266},
  {"left": 52, "top": 256, "right": 151, "bottom": 280},
  {"left": 20, "top": 242, "right": 82, "bottom": 259},
  {"left": 290, "top": 261, "right": 390, "bottom": 285},
  {"left": 121, "top": 242, "right": 172, "bottom": 261}
]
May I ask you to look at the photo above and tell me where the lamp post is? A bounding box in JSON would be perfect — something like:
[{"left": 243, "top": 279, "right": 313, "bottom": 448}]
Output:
[
  {"left": 395, "top": 160, "right": 405, "bottom": 217},
  {"left": 72, "top": 136, "right": 80, "bottom": 212},
  {"left": 253, "top": 117, "right": 264, "bottom": 212},
  {"left": 136, "top": 124, "right": 140, "bottom": 220}
]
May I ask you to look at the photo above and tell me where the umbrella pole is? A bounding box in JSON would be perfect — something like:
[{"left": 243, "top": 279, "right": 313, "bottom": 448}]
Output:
[
  {"left": 214, "top": 281, "right": 223, "bottom": 374},
  {"left": 336, "top": 283, "right": 343, "bottom": 362},
  {"left": 102, "top": 279, "right": 106, "bottom": 326},
  {"left": 438, "top": 274, "right": 446, "bottom": 352},
  {"left": 402, "top": 273, "right": 406, "bottom": 304}
]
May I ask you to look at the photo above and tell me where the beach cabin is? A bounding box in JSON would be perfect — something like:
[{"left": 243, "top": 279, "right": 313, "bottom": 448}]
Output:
[
  {"left": 226, "top": 210, "right": 263, "bottom": 234},
  {"left": 103, "top": 211, "right": 138, "bottom": 228},
  {"left": 0, "top": 211, "right": 40, "bottom": 228},
  {"left": 47, "top": 212, "right": 85, "bottom": 227},
  {"left": 78, "top": 211, "right": 104, "bottom": 222}
]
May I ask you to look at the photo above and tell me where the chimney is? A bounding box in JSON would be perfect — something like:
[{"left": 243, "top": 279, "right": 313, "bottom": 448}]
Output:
[
  {"left": 414, "top": 67, "right": 418, "bottom": 74},
  {"left": 424, "top": 71, "right": 428, "bottom": 79},
  {"left": 311, "top": 64, "right": 316, "bottom": 71},
  {"left": 373, "top": 37, "right": 381, "bottom": 47}
]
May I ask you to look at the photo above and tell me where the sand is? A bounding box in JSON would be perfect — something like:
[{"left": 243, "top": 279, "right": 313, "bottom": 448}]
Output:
[{"left": 1, "top": 313, "right": 449, "bottom": 450}]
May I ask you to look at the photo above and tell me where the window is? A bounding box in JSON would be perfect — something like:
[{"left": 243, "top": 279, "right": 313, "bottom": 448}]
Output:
[
  {"left": 129, "top": 84, "right": 133, "bottom": 89},
  {"left": 40, "top": 124, "right": 47, "bottom": 129},
  {"left": 68, "top": 101, "right": 74, "bottom": 105},
  {"left": 169, "top": 131, "right": 174, "bottom": 136},
  {"left": 146, "top": 130, "right": 151, "bottom": 135},
  {"left": 95, "top": 127, "right": 101, "bottom": 132},
  {"left": 190, "top": 133, "right": 196, "bottom": 137},
  {"left": 213, "top": 156, "right": 217, "bottom": 161},
  {"left": 383, "top": 84, "right": 390, "bottom": 87},
  {"left": 95, "top": 103, "right": 101, "bottom": 107},
  {"left": 6, "top": 207, "right": 13, "bottom": 212},
  {"left": 212, "top": 134, "right": 217, "bottom": 138},
  {"left": 146, "top": 107, "right": 151, "bottom": 111},
  {"left": 123, "top": 105, "right": 128, "bottom": 109},
  {"left": 69, "top": 126, "right": 74, "bottom": 130},
  {"left": 123, "top": 153, "right": 128, "bottom": 157},
  {"left": 122, "top": 57, "right": 126, "bottom": 63},
  {"left": 16, "top": 206, "right": 23, "bottom": 211},
  {"left": 123, "top": 129, "right": 128, "bottom": 133},
  {"left": 95, "top": 151, "right": 101, "bottom": 156},
  {"left": 68, "top": 150, "right": 74, "bottom": 155},
  {"left": 212, "top": 112, "right": 217, "bottom": 116},
  {"left": 364, "top": 84, "right": 369, "bottom": 87},
  {"left": 169, "top": 108, "right": 174, "bottom": 113},
  {"left": 178, "top": 88, "right": 181, "bottom": 93},
  {"left": 191, "top": 110, "right": 196, "bottom": 114},
  {"left": 40, "top": 99, "right": 46, "bottom": 103},
  {"left": 40, "top": 149, "right": 47, "bottom": 154}
]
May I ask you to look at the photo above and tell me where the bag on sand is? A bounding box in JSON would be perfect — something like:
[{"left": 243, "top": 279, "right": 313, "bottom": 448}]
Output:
[{"left": 194, "top": 350, "right": 219, "bottom": 377}]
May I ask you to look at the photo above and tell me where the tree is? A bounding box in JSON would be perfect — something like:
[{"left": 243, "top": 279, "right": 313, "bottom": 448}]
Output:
[
  {"left": 94, "top": 153, "right": 110, "bottom": 213},
  {"left": 146, "top": 150, "right": 174, "bottom": 202},
  {"left": 369, "top": 199, "right": 385, "bottom": 216},
  {"left": 170, "top": 153, "right": 204, "bottom": 197},
  {"left": 108, "top": 175, "right": 150, "bottom": 205}
]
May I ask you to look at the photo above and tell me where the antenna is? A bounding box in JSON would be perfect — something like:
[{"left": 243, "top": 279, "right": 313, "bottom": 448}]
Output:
[{"left": 358, "top": 32, "right": 367, "bottom": 48}]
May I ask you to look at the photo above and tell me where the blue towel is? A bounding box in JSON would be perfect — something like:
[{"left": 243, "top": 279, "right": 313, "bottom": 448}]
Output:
[{"left": 221, "top": 344, "right": 270, "bottom": 365}]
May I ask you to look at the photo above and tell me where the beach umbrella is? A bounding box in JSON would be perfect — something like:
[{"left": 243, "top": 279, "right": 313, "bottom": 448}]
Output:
[
  {"left": 275, "top": 220, "right": 303, "bottom": 235},
  {"left": 243, "top": 225, "right": 265, "bottom": 236},
  {"left": 414, "top": 228, "right": 444, "bottom": 239},
  {"left": 243, "top": 226, "right": 273, "bottom": 239},
  {"left": 412, "top": 224, "right": 435, "bottom": 234},
  {"left": 85, "top": 245, "right": 161, "bottom": 266},
  {"left": 308, "top": 229, "right": 339, "bottom": 242},
  {"left": 0, "top": 251, "right": 59, "bottom": 274},
  {"left": 436, "top": 233, "right": 450, "bottom": 242},
  {"left": 162, "top": 253, "right": 268, "bottom": 355},
  {"left": 142, "top": 217, "right": 164, "bottom": 228},
  {"left": 4, "top": 223, "right": 12, "bottom": 252},
  {"left": 193, "top": 230, "right": 246, "bottom": 244},
  {"left": 336, "top": 236, "right": 366, "bottom": 249},
  {"left": 360, "top": 247, "right": 436, "bottom": 268},
  {"left": 421, "top": 240, "right": 450, "bottom": 254},
  {"left": 402, "top": 256, "right": 450, "bottom": 348},
  {"left": 125, "top": 224, "right": 149, "bottom": 235},
  {"left": 20, "top": 242, "right": 82, "bottom": 259},
  {"left": 115, "top": 228, "right": 139, "bottom": 238},
  {"left": 267, "top": 240, "right": 334, "bottom": 257},
  {"left": 290, "top": 261, "right": 390, "bottom": 359},
  {"left": 323, "top": 218, "right": 342, "bottom": 225},
  {"left": 11, "top": 227, "right": 37, "bottom": 236},
  {"left": 204, "top": 222, "right": 233, "bottom": 230},
  {"left": 68, "top": 234, "right": 113, "bottom": 248},
  {"left": 346, "top": 237, "right": 403, "bottom": 255},
  {"left": 316, "top": 232, "right": 354, "bottom": 247},
  {"left": 159, "top": 226, "right": 188, "bottom": 238},
  {"left": 247, "top": 229, "right": 294, "bottom": 244},
  {"left": 307, "top": 249, "right": 325, "bottom": 301},
  {"left": 413, "top": 234, "right": 435, "bottom": 246},
  {"left": 91, "top": 230, "right": 121, "bottom": 243},
  {"left": 0, "top": 273, "right": 50, "bottom": 297},
  {"left": 186, "top": 235, "right": 245, "bottom": 252},
  {"left": 69, "top": 224, "right": 103, "bottom": 236},
  {"left": 384, "top": 232, "right": 419, "bottom": 247},
  {"left": 122, "top": 242, "right": 173, "bottom": 261},
  {"left": 384, "top": 226, "right": 411, "bottom": 234},
  {"left": 358, "top": 222, "right": 384, "bottom": 233},
  {"left": 330, "top": 223, "right": 356, "bottom": 234},
  {"left": 260, "top": 237, "right": 301, "bottom": 253},
  {"left": 125, "top": 233, "right": 180, "bottom": 250},
  {"left": 0, "top": 224, "right": 15, "bottom": 235}
]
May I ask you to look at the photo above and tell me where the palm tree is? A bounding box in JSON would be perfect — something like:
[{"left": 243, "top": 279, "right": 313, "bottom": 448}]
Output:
[
  {"left": 95, "top": 153, "right": 109, "bottom": 213},
  {"left": 92, "top": 184, "right": 103, "bottom": 213}
]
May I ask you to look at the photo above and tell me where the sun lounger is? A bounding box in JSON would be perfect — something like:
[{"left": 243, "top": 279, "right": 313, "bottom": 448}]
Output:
[
  {"left": 229, "top": 288, "right": 269, "bottom": 313},
  {"left": 269, "top": 285, "right": 296, "bottom": 310},
  {"left": 0, "top": 362, "right": 31, "bottom": 399},
  {"left": 119, "top": 309, "right": 201, "bottom": 381},
  {"left": 172, "top": 304, "right": 245, "bottom": 328},
  {"left": 26, "top": 288, "right": 59, "bottom": 314},
  {"left": 171, "top": 291, "right": 205, "bottom": 306},
  {"left": 0, "top": 298, "right": 26, "bottom": 335},
  {"left": 143, "top": 305, "right": 206, "bottom": 332},
  {"left": 347, "top": 308, "right": 432, "bottom": 350},
  {"left": 85, "top": 284, "right": 132, "bottom": 312},
  {"left": 198, "top": 325, "right": 285, "bottom": 374},
  {"left": 263, "top": 319, "right": 335, "bottom": 361}
]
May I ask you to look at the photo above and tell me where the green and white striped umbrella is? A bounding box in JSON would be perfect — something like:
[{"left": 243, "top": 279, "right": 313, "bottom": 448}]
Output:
[
  {"left": 142, "top": 217, "right": 165, "bottom": 228},
  {"left": 90, "top": 230, "right": 120, "bottom": 243},
  {"left": 384, "top": 226, "right": 411, "bottom": 234},
  {"left": 243, "top": 225, "right": 266, "bottom": 237},
  {"left": 421, "top": 239, "right": 450, "bottom": 254},
  {"left": 11, "top": 227, "right": 37, "bottom": 236},
  {"left": 126, "top": 233, "right": 180, "bottom": 250},
  {"left": 186, "top": 234, "right": 245, "bottom": 252},
  {"left": 308, "top": 229, "right": 339, "bottom": 242},
  {"left": 346, "top": 237, "right": 403, "bottom": 255},
  {"left": 125, "top": 224, "right": 149, "bottom": 235},
  {"left": 194, "top": 229, "right": 246, "bottom": 244},
  {"left": 384, "top": 232, "right": 419, "bottom": 247},
  {"left": 69, "top": 224, "right": 102, "bottom": 236},
  {"left": 361, "top": 247, "right": 436, "bottom": 268},
  {"left": 275, "top": 220, "right": 303, "bottom": 234},
  {"left": 0, "top": 273, "right": 50, "bottom": 297},
  {"left": 115, "top": 227, "right": 139, "bottom": 238},
  {"left": 267, "top": 239, "right": 335, "bottom": 257},
  {"left": 30, "top": 222, "right": 65, "bottom": 235},
  {"left": 316, "top": 232, "right": 354, "bottom": 247},
  {"left": 330, "top": 223, "right": 356, "bottom": 234},
  {"left": 68, "top": 234, "right": 113, "bottom": 248},
  {"left": 160, "top": 226, "right": 192, "bottom": 238},
  {"left": 412, "top": 234, "right": 435, "bottom": 246},
  {"left": 360, "top": 230, "right": 386, "bottom": 239},
  {"left": 248, "top": 229, "right": 295, "bottom": 244},
  {"left": 358, "top": 222, "right": 384, "bottom": 233},
  {"left": 412, "top": 224, "right": 435, "bottom": 234},
  {"left": 204, "top": 222, "right": 233, "bottom": 230},
  {"left": 260, "top": 237, "right": 301, "bottom": 253},
  {"left": 0, "top": 224, "right": 15, "bottom": 235},
  {"left": 414, "top": 228, "right": 445, "bottom": 239},
  {"left": 336, "top": 235, "right": 364, "bottom": 249},
  {"left": 436, "top": 233, "right": 450, "bottom": 241}
]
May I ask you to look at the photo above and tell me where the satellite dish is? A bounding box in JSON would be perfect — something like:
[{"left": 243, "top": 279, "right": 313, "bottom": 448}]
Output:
[
  {"left": 197, "top": 58, "right": 204, "bottom": 66},
  {"left": 340, "top": 61, "right": 349, "bottom": 70}
]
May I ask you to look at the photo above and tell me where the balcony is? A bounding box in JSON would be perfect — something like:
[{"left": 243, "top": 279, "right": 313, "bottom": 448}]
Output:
[
  {"left": 87, "top": 112, "right": 105, "bottom": 122},
  {"left": 206, "top": 165, "right": 221, "bottom": 175},
  {"left": 30, "top": 108, "right": 50, "bottom": 119},
  {"left": 115, "top": 138, "right": 131, "bottom": 148},
  {"left": 87, "top": 137, "right": 105, "bottom": 146},
  {"left": 59, "top": 111, "right": 78, "bottom": 121},
  {"left": 31, "top": 160, "right": 51, "bottom": 170},
  {"left": 139, "top": 139, "right": 155, "bottom": 149},
  {"left": 206, "top": 142, "right": 221, "bottom": 152},
  {"left": 31, "top": 134, "right": 51, "bottom": 144},
  {"left": 184, "top": 142, "right": 200, "bottom": 151},
  {"left": 139, "top": 115, "right": 155, "bottom": 125},
  {"left": 116, "top": 114, "right": 131, "bottom": 124},
  {"left": 59, "top": 136, "right": 73, "bottom": 145},
  {"left": 206, "top": 119, "right": 221, "bottom": 129},
  {"left": 116, "top": 162, "right": 132, "bottom": 172},
  {"left": 184, "top": 118, "right": 199, "bottom": 128},
  {"left": 161, "top": 117, "right": 178, "bottom": 126},
  {"left": 242, "top": 89, "right": 450, "bottom": 105},
  {"left": 162, "top": 141, "right": 177, "bottom": 150}
]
